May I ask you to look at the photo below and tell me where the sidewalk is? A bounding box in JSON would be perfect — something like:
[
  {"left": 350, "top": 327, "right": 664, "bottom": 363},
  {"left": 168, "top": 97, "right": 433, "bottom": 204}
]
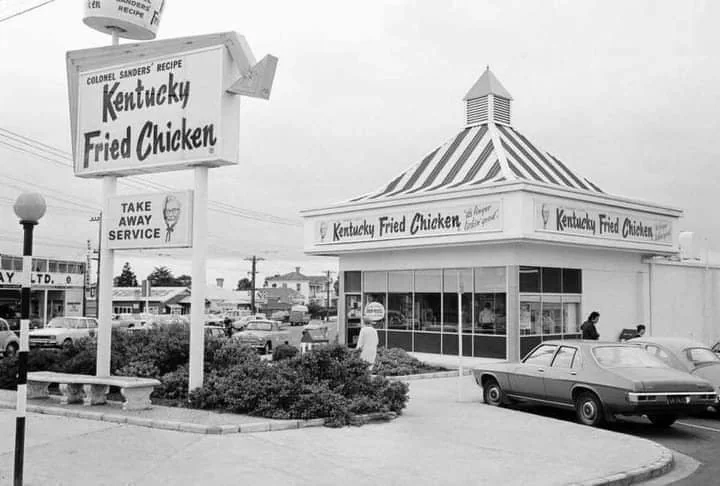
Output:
[{"left": 0, "top": 375, "right": 672, "bottom": 486}]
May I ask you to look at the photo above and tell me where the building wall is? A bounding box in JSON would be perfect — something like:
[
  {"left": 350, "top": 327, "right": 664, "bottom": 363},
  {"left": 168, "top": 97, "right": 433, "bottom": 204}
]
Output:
[{"left": 652, "top": 262, "right": 720, "bottom": 345}]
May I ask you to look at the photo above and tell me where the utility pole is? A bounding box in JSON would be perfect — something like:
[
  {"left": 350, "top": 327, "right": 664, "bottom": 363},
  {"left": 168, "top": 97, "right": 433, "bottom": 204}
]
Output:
[
  {"left": 89, "top": 212, "right": 102, "bottom": 318},
  {"left": 244, "top": 256, "right": 265, "bottom": 314},
  {"left": 324, "top": 270, "right": 334, "bottom": 321},
  {"left": 84, "top": 239, "right": 92, "bottom": 316}
]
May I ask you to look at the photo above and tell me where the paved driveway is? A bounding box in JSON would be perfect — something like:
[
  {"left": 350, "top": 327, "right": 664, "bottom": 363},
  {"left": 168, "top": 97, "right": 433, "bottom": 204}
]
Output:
[{"left": 0, "top": 376, "right": 668, "bottom": 485}]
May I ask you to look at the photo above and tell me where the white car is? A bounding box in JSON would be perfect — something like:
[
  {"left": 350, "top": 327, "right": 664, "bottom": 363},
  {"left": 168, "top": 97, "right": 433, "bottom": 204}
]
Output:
[
  {"left": 29, "top": 317, "right": 98, "bottom": 349},
  {"left": 0, "top": 318, "right": 19, "bottom": 357}
]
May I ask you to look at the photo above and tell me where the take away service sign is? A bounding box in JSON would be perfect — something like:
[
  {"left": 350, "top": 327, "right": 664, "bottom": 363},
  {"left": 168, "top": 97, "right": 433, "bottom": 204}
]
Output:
[
  {"left": 106, "top": 191, "right": 193, "bottom": 250},
  {"left": 67, "top": 32, "right": 277, "bottom": 178}
]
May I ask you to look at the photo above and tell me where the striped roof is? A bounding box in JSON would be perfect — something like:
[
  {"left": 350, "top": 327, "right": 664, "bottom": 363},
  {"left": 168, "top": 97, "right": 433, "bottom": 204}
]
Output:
[{"left": 350, "top": 122, "right": 602, "bottom": 202}]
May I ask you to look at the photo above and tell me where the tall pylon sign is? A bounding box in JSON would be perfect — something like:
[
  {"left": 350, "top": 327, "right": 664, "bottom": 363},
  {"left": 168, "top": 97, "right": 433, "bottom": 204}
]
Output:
[{"left": 70, "top": 7, "right": 278, "bottom": 391}]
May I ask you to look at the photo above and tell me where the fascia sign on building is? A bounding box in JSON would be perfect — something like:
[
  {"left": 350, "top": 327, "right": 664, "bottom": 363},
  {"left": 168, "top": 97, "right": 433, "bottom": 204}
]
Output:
[
  {"left": 534, "top": 199, "right": 674, "bottom": 246},
  {"left": 67, "top": 32, "right": 278, "bottom": 178},
  {"left": 314, "top": 199, "right": 503, "bottom": 245},
  {"left": 106, "top": 191, "right": 194, "bottom": 250},
  {"left": 0, "top": 271, "right": 84, "bottom": 288}
]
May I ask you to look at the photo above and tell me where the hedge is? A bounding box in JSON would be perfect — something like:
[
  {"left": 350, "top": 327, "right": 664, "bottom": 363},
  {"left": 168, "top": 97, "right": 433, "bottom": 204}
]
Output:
[{"left": 0, "top": 327, "right": 419, "bottom": 427}]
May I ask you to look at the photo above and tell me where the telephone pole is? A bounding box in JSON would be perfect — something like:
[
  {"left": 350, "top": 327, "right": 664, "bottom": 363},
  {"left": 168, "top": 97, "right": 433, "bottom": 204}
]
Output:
[
  {"left": 244, "top": 256, "right": 265, "bottom": 313},
  {"left": 89, "top": 212, "right": 102, "bottom": 318},
  {"left": 324, "top": 270, "right": 334, "bottom": 321}
]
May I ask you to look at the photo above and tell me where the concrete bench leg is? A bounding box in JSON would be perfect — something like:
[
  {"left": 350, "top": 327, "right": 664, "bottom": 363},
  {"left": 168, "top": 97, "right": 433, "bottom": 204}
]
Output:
[
  {"left": 121, "top": 387, "right": 153, "bottom": 411},
  {"left": 27, "top": 381, "right": 50, "bottom": 399},
  {"left": 59, "top": 383, "right": 84, "bottom": 405},
  {"left": 83, "top": 384, "right": 109, "bottom": 406}
]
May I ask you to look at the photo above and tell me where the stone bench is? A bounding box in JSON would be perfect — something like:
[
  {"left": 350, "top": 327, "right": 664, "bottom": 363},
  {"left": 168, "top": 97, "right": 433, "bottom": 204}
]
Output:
[{"left": 27, "top": 372, "right": 161, "bottom": 411}]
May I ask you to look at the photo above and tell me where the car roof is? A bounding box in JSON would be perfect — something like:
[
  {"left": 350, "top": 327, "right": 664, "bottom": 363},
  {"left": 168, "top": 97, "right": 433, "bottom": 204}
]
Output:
[
  {"left": 539, "top": 339, "right": 639, "bottom": 347},
  {"left": 629, "top": 336, "right": 708, "bottom": 352}
]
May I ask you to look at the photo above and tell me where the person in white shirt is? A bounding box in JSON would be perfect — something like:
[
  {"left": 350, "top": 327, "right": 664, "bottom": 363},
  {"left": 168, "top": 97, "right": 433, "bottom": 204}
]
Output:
[{"left": 355, "top": 318, "right": 379, "bottom": 370}]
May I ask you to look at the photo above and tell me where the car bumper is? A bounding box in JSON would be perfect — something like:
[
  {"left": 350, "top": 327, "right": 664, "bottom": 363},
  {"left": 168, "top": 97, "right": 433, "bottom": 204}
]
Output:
[{"left": 610, "top": 392, "right": 718, "bottom": 415}]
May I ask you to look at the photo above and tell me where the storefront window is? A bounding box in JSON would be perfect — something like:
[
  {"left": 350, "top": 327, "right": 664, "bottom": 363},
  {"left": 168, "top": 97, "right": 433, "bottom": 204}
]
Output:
[
  {"left": 49, "top": 260, "right": 58, "bottom": 272},
  {"left": 520, "top": 300, "right": 541, "bottom": 335},
  {"left": 388, "top": 271, "right": 413, "bottom": 330},
  {"left": 520, "top": 266, "right": 541, "bottom": 293},
  {"left": 541, "top": 298, "right": 562, "bottom": 334},
  {"left": 364, "top": 293, "right": 386, "bottom": 329},
  {"left": 542, "top": 268, "right": 562, "bottom": 293},
  {"left": 414, "top": 269, "right": 441, "bottom": 332},
  {"left": 363, "top": 271, "right": 386, "bottom": 293},
  {"left": 562, "top": 269, "right": 582, "bottom": 293},
  {"left": 563, "top": 301, "right": 580, "bottom": 334},
  {"left": 346, "top": 294, "right": 362, "bottom": 325},
  {"left": 443, "top": 269, "right": 472, "bottom": 332},
  {"left": 474, "top": 293, "right": 506, "bottom": 335},
  {"left": 344, "top": 271, "right": 361, "bottom": 293}
]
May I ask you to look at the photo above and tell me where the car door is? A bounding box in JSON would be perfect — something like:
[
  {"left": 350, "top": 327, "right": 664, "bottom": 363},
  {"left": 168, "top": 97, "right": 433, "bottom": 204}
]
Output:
[
  {"left": 543, "top": 345, "right": 581, "bottom": 405},
  {"left": 509, "top": 344, "right": 558, "bottom": 399}
]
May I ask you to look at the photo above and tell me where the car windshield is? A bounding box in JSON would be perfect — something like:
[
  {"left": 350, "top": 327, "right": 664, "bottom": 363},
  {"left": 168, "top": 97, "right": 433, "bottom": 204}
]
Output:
[
  {"left": 593, "top": 346, "right": 667, "bottom": 368},
  {"left": 685, "top": 347, "right": 720, "bottom": 364},
  {"left": 47, "top": 318, "right": 73, "bottom": 328},
  {"left": 246, "top": 322, "right": 272, "bottom": 331}
]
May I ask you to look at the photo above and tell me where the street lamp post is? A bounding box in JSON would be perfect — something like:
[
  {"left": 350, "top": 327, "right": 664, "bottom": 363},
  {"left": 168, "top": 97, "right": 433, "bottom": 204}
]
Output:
[{"left": 12, "top": 192, "right": 46, "bottom": 486}]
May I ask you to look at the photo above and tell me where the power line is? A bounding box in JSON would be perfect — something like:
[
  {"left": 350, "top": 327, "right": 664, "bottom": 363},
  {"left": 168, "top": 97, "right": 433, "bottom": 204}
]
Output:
[
  {"left": 0, "top": 129, "right": 303, "bottom": 227},
  {"left": 0, "top": 0, "right": 55, "bottom": 24}
]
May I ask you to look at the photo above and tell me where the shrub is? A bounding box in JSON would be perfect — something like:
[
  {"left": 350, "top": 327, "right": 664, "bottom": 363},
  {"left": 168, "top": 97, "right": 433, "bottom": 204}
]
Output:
[
  {"left": 272, "top": 343, "right": 299, "bottom": 362},
  {"left": 373, "top": 347, "right": 448, "bottom": 376},
  {"left": 188, "top": 344, "right": 410, "bottom": 426},
  {"left": 154, "top": 365, "right": 189, "bottom": 401}
]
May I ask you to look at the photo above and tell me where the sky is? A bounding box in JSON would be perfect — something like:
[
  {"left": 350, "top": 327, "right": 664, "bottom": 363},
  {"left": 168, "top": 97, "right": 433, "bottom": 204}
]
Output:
[{"left": 1, "top": 0, "right": 719, "bottom": 287}]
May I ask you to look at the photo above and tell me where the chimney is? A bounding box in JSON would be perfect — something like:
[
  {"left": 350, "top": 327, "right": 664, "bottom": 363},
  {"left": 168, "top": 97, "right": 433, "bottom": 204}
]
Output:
[
  {"left": 216, "top": 278, "right": 224, "bottom": 288},
  {"left": 295, "top": 266, "right": 300, "bottom": 274}
]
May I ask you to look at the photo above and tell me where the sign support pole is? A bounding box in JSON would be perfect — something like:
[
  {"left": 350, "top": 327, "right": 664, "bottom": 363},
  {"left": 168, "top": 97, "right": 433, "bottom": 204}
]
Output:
[
  {"left": 457, "top": 271, "right": 464, "bottom": 402},
  {"left": 96, "top": 176, "right": 116, "bottom": 376},
  {"left": 189, "top": 166, "right": 208, "bottom": 391}
]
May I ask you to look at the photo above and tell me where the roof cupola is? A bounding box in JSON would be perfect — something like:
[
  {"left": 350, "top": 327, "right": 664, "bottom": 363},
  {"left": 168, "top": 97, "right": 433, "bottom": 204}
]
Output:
[{"left": 463, "top": 66, "right": 513, "bottom": 127}]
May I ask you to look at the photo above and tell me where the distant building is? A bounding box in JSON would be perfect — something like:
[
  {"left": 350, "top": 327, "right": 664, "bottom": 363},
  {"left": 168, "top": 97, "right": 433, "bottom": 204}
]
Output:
[
  {"left": 112, "top": 286, "right": 189, "bottom": 315},
  {"left": 264, "top": 267, "right": 335, "bottom": 306},
  {"left": 0, "top": 254, "right": 85, "bottom": 326},
  {"left": 256, "top": 287, "right": 305, "bottom": 315}
]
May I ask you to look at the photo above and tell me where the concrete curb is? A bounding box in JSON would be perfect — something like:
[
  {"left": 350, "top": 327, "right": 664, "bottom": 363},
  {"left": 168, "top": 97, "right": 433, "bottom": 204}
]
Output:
[
  {"left": 0, "top": 400, "right": 398, "bottom": 435},
  {"left": 385, "top": 369, "right": 473, "bottom": 382},
  {"left": 566, "top": 443, "right": 674, "bottom": 486}
]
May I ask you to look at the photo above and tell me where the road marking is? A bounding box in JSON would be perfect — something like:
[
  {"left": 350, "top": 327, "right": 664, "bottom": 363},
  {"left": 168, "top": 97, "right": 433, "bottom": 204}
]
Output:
[{"left": 677, "top": 421, "right": 720, "bottom": 433}]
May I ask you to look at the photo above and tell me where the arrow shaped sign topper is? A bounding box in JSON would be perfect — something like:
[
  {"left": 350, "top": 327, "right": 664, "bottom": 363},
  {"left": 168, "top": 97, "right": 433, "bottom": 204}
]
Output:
[{"left": 227, "top": 55, "right": 278, "bottom": 99}]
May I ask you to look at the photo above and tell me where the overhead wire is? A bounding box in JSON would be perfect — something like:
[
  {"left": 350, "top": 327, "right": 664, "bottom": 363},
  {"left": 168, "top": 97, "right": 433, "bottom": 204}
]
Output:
[{"left": 0, "top": 0, "right": 55, "bottom": 24}]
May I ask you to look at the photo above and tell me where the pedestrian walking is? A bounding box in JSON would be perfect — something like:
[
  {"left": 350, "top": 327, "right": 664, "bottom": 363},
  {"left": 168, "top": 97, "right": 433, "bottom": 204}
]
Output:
[
  {"left": 580, "top": 311, "right": 600, "bottom": 340},
  {"left": 356, "top": 317, "right": 379, "bottom": 371}
]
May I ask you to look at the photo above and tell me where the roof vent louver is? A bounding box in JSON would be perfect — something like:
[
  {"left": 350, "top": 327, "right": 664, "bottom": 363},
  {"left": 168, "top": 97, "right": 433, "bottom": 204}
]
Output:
[{"left": 466, "top": 95, "right": 489, "bottom": 126}]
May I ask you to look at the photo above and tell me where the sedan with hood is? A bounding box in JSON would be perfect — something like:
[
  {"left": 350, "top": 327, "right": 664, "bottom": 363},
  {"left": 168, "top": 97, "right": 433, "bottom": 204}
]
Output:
[
  {"left": 29, "top": 317, "right": 98, "bottom": 349},
  {"left": 630, "top": 337, "right": 720, "bottom": 413},
  {"left": 473, "top": 340, "right": 717, "bottom": 428},
  {"left": 232, "top": 319, "right": 290, "bottom": 354}
]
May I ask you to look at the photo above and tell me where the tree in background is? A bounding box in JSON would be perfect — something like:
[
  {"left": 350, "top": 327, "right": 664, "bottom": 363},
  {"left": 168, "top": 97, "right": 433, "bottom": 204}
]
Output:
[
  {"left": 176, "top": 274, "right": 192, "bottom": 288},
  {"left": 147, "top": 266, "right": 178, "bottom": 286},
  {"left": 116, "top": 262, "right": 138, "bottom": 287},
  {"left": 236, "top": 278, "right": 252, "bottom": 290}
]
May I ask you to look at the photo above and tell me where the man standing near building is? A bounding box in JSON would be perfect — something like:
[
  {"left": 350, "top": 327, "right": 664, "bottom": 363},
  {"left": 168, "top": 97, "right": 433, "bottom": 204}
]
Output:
[
  {"left": 356, "top": 317, "right": 379, "bottom": 371},
  {"left": 580, "top": 311, "right": 600, "bottom": 340}
]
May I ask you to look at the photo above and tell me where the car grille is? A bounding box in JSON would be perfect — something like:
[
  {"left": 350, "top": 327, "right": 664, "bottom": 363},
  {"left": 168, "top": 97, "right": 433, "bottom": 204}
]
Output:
[{"left": 30, "top": 336, "right": 55, "bottom": 345}]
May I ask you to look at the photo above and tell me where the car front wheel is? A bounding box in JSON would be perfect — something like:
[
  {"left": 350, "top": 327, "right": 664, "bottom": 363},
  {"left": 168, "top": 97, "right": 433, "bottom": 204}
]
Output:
[
  {"left": 647, "top": 414, "right": 677, "bottom": 428},
  {"left": 575, "top": 392, "right": 605, "bottom": 427},
  {"left": 62, "top": 338, "right": 74, "bottom": 350},
  {"left": 483, "top": 378, "right": 504, "bottom": 407}
]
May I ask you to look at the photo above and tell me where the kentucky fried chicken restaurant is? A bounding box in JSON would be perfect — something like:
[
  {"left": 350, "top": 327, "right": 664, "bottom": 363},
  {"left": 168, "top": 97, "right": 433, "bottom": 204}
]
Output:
[{"left": 302, "top": 69, "right": 690, "bottom": 362}]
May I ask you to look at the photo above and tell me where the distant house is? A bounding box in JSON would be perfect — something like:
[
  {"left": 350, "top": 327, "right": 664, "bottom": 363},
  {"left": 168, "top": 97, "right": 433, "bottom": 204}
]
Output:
[
  {"left": 264, "top": 267, "right": 335, "bottom": 306},
  {"left": 112, "top": 286, "right": 189, "bottom": 315},
  {"left": 256, "top": 287, "right": 305, "bottom": 315},
  {"left": 177, "top": 278, "right": 254, "bottom": 314}
]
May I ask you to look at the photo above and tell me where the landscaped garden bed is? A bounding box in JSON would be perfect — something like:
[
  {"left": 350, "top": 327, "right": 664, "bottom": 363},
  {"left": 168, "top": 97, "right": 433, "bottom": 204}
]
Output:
[{"left": 0, "top": 326, "right": 446, "bottom": 427}]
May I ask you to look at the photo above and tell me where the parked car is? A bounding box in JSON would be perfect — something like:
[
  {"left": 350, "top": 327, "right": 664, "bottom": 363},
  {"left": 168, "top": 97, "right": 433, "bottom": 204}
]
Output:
[
  {"left": 629, "top": 337, "right": 720, "bottom": 412},
  {"left": 0, "top": 318, "right": 19, "bottom": 357},
  {"left": 232, "top": 319, "right": 290, "bottom": 354},
  {"left": 127, "top": 314, "right": 189, "bottom": 332},
  {"left": 232, "top": 313, "right": 266, "bottom": 331},
  {"left": 473, "top": 340, "right": 717, "bottom": 428},
  {"left": 205, "top": 325, "right": 227, "bottom": 338},
  {"left": 29, "top": 317, "right": 99, "bottom": 349}
]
